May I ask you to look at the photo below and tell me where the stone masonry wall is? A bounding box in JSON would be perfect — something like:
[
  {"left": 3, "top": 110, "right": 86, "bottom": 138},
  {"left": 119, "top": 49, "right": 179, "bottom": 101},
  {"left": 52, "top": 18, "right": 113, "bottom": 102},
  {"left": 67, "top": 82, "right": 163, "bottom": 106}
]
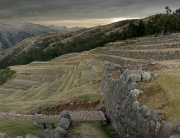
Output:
[{"left": 100, "top": 63, "right": 180, "bottom": 138}]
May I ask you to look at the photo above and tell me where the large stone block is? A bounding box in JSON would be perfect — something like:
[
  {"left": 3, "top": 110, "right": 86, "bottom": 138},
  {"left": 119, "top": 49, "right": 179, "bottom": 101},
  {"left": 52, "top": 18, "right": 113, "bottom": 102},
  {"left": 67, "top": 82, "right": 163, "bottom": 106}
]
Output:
[
  {"left": 132, "top": 101, "right": 140, "bottom": 111},
  {"left": 54, "top": 127, "right": 68, "bottom": 138},
  {"left": 58, "top": 118, "right": 71, "bottom": 130},
  {"left": 159, "top": 122, "right": 173, "bottom": 138},
  {"left": 141, "top": 71, "right": 151, "bottom": 82},
  {"left": 141, "top": 105, "right": 148, "bottom": 117},
  {"left": 60, "top": 110, "right": 71, "bottom": 120},
  {"left": 52, "top": 131, "right": 62, "bottom": 138},
  {"left": 34, "top": 121, "right": 46, "bottom": 129},
  {"left": 26, "top": 134, "right": 39, "bottom": 138}
]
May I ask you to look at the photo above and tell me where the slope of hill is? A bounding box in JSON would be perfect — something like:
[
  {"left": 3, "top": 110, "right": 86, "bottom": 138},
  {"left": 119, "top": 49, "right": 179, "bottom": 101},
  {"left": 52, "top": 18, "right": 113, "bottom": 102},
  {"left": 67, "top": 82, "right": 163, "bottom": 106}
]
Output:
[
  {"left": 0, "top": 33, "right": 180, "bottom": 137},
  {"left": 0, "top": 22, "right": 85, "bottom": 51},
  {"left": 0, "top": 19, "right": 133, "bottom": 69}
]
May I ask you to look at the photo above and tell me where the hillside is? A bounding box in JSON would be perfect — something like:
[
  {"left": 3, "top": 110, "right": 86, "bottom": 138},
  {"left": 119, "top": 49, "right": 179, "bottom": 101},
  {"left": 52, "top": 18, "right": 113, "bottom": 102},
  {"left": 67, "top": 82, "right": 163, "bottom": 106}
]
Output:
[
  {"left": 0, "top": 22, "right": 84, "bottom": 51},
  {"left": 0, "top": 33, "right": 180, "bottom": 137},
  {"left": 0, "top": 19, "right": 134, "bottom": 69}
]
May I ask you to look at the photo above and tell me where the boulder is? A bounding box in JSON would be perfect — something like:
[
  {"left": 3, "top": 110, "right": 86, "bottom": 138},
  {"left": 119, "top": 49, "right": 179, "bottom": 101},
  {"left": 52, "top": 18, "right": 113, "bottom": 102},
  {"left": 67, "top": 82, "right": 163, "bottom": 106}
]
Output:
[
  {"left": 0, "top": 133, "right": 7, "bottom": 138},
  {"left": 16, "top": 136, "right": 24, "bottom": 138},
  {"left": 52, "top": 131, "right": 62, "bottom": 138},
  {"left": 55, "top": 127, "right": 68, "bottom": 138},
  {"left": 58, "top": 118, "right": 71, "bottom": 130},
  {"left": 129, "top": 89, "right": 143, "bottom": 100},
  {"left": 159, "top": 122, "right": 173, "bottom": 138},
  {"left": 132, "top": 101, "right": 140, "bottom": 111},
  {"left": 60, "top": 110, "right": 71, "bottom": 120},
  {"left": 141, "top": 105, "right": 148, "bottom": 117},
  {"left": 127, "top": 74, "right": 141, "bottom": 82},
  {"left": 151, "top": 110, "right": 159, "bottom": 121},
  {"left": 34, "top": 121, "right": 46, "bottom": 129},
  {"left": 26, "top": 134, "right": 39, "bottom": 138},
  {"left": 141, "top": 71, "right": 151, "bottom": 82}
]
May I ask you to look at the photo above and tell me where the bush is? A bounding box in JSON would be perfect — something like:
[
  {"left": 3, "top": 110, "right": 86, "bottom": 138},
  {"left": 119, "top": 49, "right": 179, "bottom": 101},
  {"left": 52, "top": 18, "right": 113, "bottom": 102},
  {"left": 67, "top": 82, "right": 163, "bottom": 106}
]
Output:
[{"left": 0, "top": 68, "right": 16, "bottom": 85}]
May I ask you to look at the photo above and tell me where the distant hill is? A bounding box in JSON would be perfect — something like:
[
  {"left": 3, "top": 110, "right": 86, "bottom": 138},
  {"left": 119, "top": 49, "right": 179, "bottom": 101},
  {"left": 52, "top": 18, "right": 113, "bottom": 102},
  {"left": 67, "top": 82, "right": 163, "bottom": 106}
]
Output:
[
  {"left": 48, "top": 25, "right": 85, "bottom": 32},
  {"left": 0, "top": 22, "right": 85, "bottom": 51}
]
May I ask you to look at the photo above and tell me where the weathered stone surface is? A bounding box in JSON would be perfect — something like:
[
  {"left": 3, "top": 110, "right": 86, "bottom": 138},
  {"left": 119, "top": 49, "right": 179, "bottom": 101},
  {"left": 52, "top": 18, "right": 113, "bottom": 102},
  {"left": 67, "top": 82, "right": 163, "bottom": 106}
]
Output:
[
  {"left": 52, "top": 131, "right": 62, "bottom": 138},
  {"left": 100, "top": 68, "right": 180, "bottom": 138},
  {"left": 34, "top": 121, "right": 46, "bottom": 129},
  {"left": 169, "top": 134, "right": 180, "bottom": 138},
  {"left": 58, "top": 118, "right": 71, "bottom": 130},
  {"left": 16, "top": 136, "right": 24, "bottom": 138},
  {"left": 146, "top": 131, "right": 155, "bottom": 138},
  {"left": 55, "top": 127, "right": 68, "bottom": 138},
  {"left": 0, "top": 133, "right": 7, "bottom": 138},
  {"left": 26, "top": 134, "right": 39, "bottom": 138},
  {"left": 135, "top": 112, "right": 145, "bottom": 127},
  {"left": 159, "top": 122, "right": 173, "bottom": 138},
  {"left": 141, "top": 105, "right": 148, "bottom": 117},
  {"left": 151, "top": 110, "right": 159, "bottom": 121},
  {"left": 129, "top": 89, "right": 143, "bottom": 100},
  {"left": 60, "top": 110, "right": 71, "bottom": 120},
  {"left": 141, "top": 71, "right": 151, "bottom": 82},
  {"left": 127, "top": 74, "right": 141, "bottom": 82},
  {"left": 43, "top": 129, "right": 49, "bottom": 138},
  {"left": 132, "top": 101, "right": 140, "bottom": 111}
]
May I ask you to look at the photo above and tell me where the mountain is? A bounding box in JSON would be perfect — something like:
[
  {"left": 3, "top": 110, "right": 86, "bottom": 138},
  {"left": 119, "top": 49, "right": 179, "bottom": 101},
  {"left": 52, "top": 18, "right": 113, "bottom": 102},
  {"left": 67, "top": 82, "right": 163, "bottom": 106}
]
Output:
[
  {"left": 48, "top": 25, "right": 85, "bottom": 32},
  {"left": 0, "top": 22, "right": 85, "bottom": 51}
]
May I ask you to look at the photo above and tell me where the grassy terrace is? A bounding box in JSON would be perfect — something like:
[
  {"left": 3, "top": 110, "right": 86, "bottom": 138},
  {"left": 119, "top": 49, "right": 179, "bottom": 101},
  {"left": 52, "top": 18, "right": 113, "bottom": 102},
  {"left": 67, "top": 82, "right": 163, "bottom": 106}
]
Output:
[
  {"left": 138, "top": 68, "right": 180, "bottom": 123},
  {"left": 68, "top": 121, "right": 119, "bottom": 138},
  {"left": 0, "top": 117, "right": 43, "bottom": 138}
]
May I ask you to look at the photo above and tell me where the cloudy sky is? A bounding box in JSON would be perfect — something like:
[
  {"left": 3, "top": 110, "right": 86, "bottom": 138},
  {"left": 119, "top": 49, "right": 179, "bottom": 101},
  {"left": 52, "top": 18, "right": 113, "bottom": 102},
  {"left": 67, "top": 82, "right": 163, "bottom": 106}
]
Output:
[{"left": 0, "top": 0, "right": 180, "bottom": 27}]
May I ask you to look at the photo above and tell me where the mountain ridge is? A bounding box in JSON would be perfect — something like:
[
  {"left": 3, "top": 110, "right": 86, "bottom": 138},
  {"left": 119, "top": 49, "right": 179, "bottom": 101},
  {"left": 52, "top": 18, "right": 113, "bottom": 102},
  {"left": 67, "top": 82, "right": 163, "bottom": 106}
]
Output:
[{"left": 0, "top": 22, "right": 85, "bottom": 51}]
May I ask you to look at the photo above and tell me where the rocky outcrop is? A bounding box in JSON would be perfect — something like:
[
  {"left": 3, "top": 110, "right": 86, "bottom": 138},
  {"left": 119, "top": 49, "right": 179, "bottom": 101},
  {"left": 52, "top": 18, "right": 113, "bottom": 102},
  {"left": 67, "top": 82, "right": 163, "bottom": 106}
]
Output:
[{"left": 100, "top": 63, "right": 180, "bottom": 137}]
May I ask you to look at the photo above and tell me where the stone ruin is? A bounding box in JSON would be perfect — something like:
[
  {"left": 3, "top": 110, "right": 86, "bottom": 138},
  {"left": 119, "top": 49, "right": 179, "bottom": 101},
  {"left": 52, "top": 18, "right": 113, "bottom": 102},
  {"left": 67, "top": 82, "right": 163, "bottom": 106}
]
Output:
[{"left": 100, "top": 62, "right": 180, "bottom": 138}]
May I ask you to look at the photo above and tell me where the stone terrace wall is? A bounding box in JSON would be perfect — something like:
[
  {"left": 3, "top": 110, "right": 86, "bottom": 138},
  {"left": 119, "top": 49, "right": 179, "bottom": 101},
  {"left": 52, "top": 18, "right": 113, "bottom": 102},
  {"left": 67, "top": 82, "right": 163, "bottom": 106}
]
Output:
[
  {"left": 100, "top": 63, "right": 180, "bottom": 138},
  {"left": 139, "top": 34, "right": 180, "bottom": 44},
  {"left": 107, "top": 50, "right": 180, "bottom": 60},
  {"left": 100, "top": 55, "right": 147, "bottom": 70},
  {"left": 108, "top": 43, "right": 180, "bottom": 50}
]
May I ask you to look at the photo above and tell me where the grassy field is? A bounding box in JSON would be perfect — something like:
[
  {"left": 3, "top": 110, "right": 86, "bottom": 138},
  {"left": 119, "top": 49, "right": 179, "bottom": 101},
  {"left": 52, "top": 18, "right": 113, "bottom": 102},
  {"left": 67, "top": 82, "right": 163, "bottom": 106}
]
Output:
[
  {"left": 138, "top": 68, "right": 180, "bottom": 123},
  {"left": 68, "top": 121, "right": 119, "bottom": 138},
  {"left": 0, "top": 117, "right": 43, "bottom": 138}
]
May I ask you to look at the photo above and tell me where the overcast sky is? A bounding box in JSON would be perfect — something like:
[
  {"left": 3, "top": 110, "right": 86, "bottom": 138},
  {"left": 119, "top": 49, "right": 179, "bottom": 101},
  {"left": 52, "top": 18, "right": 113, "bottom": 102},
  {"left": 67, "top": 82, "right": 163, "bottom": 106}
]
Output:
[{"left": 0, "top": 0, "right": 180, "bottom": 27}]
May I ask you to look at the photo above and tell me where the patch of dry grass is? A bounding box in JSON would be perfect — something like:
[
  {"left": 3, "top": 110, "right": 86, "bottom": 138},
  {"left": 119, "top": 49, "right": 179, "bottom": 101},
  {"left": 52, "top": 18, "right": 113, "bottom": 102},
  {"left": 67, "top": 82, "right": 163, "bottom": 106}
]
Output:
[{"left": 138, "top": 69, "right": 180, "bottom": 122}]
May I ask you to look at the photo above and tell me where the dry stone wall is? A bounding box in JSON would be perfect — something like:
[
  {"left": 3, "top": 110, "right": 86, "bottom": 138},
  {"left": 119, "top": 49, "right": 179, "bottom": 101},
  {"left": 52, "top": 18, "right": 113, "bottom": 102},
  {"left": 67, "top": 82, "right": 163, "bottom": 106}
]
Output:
[
  {"left": 107, "top": 50, "right": 180, "bottom": 60},
  {"left": 100, "top": 63, "right": 180, "bottom": 138},
  {"left": 100, "top": 56, "right": 147, "bottom": 70}
]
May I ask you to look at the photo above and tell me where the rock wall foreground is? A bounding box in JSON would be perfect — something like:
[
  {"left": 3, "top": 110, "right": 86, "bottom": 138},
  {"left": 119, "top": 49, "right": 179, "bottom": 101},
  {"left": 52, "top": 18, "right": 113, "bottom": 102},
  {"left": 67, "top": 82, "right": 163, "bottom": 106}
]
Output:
[{"left": 100, "top": 63, "right": 180, "bottom": 138}]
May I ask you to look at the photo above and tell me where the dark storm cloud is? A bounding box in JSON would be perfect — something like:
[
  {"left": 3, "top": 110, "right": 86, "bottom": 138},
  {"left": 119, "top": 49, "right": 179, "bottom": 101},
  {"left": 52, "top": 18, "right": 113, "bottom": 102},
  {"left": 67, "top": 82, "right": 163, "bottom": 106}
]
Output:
[{"left": 0, "top": 0, "right": 180, "bottom": 26}]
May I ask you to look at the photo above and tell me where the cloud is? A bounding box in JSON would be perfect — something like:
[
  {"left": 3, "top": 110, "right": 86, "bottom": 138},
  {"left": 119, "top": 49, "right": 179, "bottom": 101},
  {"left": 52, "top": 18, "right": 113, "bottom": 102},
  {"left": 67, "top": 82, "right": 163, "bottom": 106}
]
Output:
[{"left": 0, "top": 0, "right": 180, "bottom": 27}]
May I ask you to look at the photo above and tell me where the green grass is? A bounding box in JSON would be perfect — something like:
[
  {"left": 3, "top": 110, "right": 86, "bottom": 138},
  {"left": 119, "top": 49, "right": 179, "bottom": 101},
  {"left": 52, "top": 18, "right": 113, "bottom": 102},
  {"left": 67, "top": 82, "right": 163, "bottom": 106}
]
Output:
[
  {"left": 0, "top": 117, "right": 43, "bottom": 138},
  {"left": 68, "top": 121, "right": 119, "bottom": 138}
]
